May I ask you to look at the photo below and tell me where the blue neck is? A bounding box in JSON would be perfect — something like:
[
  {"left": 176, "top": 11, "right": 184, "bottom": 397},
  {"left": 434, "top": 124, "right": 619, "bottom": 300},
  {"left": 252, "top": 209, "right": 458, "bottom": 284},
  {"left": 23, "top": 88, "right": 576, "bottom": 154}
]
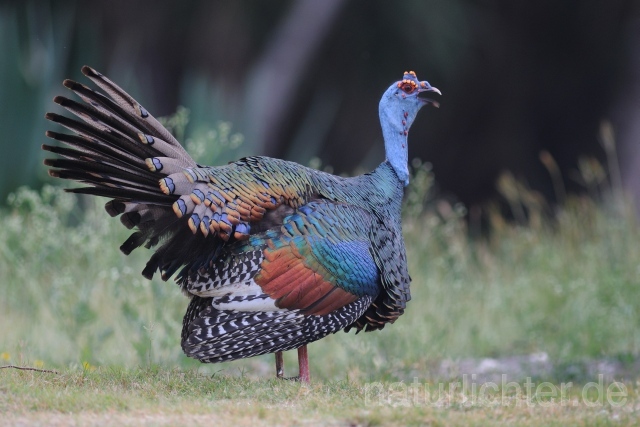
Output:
[{"left": 379, "top": 108, "right": 409, "bottom": 186}]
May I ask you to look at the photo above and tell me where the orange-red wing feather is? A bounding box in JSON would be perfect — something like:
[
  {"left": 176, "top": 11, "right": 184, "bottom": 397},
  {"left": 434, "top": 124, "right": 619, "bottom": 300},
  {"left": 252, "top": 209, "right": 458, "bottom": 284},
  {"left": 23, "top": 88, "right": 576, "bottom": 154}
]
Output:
[{"left": 255, "top": 244, "right": 358, "bottom": 316}]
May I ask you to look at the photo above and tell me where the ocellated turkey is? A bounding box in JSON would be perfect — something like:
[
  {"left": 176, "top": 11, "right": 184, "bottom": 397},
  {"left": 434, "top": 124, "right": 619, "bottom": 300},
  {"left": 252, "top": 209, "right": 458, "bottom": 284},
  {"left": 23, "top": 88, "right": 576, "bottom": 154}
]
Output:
[{"left": 43, "top": 67, "right": 440, "bottom": 382}]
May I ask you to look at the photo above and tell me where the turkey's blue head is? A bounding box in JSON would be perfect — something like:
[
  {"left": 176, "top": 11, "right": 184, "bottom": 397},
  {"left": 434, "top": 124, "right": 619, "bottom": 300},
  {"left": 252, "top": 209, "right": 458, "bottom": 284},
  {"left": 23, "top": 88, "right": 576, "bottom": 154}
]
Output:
[{"left": 379, "top": 71, "right": 440, "bottom": 186}]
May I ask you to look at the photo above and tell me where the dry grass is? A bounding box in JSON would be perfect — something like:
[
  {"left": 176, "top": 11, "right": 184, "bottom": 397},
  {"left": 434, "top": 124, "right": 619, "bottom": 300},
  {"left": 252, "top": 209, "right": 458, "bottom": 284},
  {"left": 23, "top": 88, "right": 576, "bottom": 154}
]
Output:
[{"left": 1, "top": 367, "right": 638, "bottom": 426}]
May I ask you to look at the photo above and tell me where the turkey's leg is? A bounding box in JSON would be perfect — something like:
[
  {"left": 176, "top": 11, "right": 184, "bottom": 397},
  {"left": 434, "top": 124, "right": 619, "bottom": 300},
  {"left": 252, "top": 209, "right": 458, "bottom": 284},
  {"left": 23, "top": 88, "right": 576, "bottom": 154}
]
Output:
[
  {"left": 275, "top": 351, "right": 284, "bottom": 378},
  {"left": 298, "top": 345, "right": 310, "bottom": 383}
]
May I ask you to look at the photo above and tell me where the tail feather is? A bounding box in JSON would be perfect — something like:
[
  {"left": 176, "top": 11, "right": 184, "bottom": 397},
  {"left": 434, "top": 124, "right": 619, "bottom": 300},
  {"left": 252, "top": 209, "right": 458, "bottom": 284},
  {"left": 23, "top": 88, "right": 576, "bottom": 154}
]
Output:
[
  {"left": 43, "top": 131, "right": 147, "bottom": 169},
  {"left": 120, "top": 231, "right": 148, "bottom": 255},
  {"left": 43, "top": 157, "right": 157, "bottom": 187},
  {"left": 53, "top": 95, "right": 140, "bottom": 142},
  {"left": 44, "top": 66, "right": 232, "bottom": 282},
  {"left": 63, "top": 78, "right": 192, "bottom": 163},
  {"left": 59, "top": 179, "right": 175, "bottom": 202},
  {"left": 46, "top": 112, "right": 157, "bottom": 161},
  {"left": 79, "top": 66, "right": 194, "bottom": 166},
  {"left": 62, "top": 79, "right": 145, "bottom": 134}
]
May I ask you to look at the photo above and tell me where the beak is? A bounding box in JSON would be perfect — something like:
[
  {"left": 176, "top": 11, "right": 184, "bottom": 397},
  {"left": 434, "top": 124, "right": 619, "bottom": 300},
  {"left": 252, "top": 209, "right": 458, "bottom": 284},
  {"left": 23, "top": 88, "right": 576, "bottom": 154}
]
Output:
[{"left": 417, "top": 83, "right": 441, "bottom": 108}]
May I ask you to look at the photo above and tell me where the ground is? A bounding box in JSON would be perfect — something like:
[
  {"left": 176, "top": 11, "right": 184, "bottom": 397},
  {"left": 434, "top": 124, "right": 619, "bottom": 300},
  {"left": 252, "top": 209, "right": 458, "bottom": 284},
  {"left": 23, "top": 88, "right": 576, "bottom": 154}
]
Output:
[{"left": 2, "top": 366, "right": 638, "bottom": 426}]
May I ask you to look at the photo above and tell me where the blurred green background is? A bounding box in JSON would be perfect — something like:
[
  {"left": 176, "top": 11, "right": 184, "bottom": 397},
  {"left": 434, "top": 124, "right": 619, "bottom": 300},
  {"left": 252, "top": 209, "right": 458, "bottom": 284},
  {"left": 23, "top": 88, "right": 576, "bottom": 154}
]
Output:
[
  {"left": 1, "top": 0, "right": 640, "bottom": 380},
  {"left": 2, "top": 0, "right": 639, "bottom": 207}
]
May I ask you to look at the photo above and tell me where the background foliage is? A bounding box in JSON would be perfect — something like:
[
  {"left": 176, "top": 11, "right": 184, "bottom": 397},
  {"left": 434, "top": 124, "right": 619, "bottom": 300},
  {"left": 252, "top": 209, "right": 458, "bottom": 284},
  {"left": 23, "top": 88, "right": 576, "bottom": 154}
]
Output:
[{"left": 1, "top": 0, "right": 639, "bottom": 207}]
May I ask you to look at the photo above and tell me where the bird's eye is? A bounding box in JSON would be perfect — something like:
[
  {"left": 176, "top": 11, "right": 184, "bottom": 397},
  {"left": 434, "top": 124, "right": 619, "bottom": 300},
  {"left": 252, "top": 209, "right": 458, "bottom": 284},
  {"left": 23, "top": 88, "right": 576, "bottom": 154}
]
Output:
[
  {"left": 397, "top": 79, "right": 417, "bottom": 94},
  {"left": 402, "top": 83, "right": 415, "bottom": 94}
]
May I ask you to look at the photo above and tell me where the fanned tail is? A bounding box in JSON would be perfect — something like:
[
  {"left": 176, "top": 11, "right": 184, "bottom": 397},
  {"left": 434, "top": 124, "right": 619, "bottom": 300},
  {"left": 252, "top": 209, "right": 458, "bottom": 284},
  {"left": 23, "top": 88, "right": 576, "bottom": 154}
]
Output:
[{"left": 44, "top": 66, "right": 201, "bottom": 279}]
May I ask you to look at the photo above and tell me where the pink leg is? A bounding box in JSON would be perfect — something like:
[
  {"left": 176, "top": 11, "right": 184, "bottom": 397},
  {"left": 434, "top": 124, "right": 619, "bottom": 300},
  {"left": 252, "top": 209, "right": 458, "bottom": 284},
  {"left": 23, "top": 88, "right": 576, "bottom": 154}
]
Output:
[
  {"left": 297, "top": 345, "right": 310, "bottom": 383},
  {"left": 275, "top": 351, "right": 284, "bottom": 378}
]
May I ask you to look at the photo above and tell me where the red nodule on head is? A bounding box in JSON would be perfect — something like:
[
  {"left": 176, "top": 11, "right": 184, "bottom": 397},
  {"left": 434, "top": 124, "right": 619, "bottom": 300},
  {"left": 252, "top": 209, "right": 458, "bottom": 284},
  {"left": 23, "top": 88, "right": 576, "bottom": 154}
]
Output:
[
  {"left": 396, "top": 70, "right": 441, "bottom": 98},
  {"left": 397, "top": 71, "right": 419, "bottom": 94}
]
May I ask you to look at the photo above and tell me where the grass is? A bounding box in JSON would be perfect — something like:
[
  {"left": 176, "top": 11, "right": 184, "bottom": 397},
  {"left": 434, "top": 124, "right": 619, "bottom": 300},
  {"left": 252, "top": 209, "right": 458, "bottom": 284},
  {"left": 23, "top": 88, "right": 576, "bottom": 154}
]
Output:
[
  {"left": 402, "top": 187, "right": 640, "bottom": 365},
  {"left": 1, "top": 366, "right": 637, "bottom": 426},
  {"left": 1, "top": 121, "right": 640, "bottom": 423}
]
